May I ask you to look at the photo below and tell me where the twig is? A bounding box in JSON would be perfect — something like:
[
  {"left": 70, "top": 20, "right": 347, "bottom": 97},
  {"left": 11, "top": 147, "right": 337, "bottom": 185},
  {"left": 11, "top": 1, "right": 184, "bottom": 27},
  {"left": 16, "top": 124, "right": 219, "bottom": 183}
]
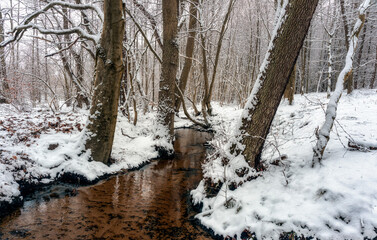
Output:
[
  {"left": 45, "top": 37, "right": 79, "bottom": 57},
  {"left": 121, "top": 128, "right": 136, "bottom": 139}
]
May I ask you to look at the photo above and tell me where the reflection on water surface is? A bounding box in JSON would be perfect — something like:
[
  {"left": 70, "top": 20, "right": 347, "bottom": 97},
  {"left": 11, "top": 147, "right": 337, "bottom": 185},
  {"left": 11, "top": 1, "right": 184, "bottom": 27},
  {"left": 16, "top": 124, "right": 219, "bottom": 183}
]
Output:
[{"left": 0, "top": 129, "right": 214, "bottom": 240}]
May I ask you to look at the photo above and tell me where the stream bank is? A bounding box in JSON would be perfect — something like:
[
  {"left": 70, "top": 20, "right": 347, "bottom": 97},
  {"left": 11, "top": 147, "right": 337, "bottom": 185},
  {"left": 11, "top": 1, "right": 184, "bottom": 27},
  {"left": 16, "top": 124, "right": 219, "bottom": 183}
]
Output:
[{"left": 0, "top": 129, "right": 217, "bottom": 239}]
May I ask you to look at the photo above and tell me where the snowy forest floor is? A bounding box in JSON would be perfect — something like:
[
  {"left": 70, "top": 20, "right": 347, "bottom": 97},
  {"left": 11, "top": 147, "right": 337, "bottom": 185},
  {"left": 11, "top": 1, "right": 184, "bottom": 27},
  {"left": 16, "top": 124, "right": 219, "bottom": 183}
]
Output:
[
  {"left": 192, "top": 89, "right": 377, "bottom": 239},
  {"left": 0, "top": 89, "right": 376, "bottom": 239},
  {"left": 0, "top": 96, "right": 202, "bottom": 214},
  {"left": 0, "top": 105, "right": 175, "bottom": 209}
]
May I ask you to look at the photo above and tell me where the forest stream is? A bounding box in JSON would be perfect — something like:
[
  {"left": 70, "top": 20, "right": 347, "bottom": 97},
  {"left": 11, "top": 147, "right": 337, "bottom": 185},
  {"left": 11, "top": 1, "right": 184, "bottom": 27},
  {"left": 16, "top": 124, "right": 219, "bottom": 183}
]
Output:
[{"left": 0, "top": 129, "right": 215, "bottom": 240}]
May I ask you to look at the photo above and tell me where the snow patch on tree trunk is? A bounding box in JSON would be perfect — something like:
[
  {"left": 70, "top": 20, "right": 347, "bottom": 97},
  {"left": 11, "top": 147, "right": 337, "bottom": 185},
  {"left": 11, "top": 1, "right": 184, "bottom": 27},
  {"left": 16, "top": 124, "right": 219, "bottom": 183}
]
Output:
[
  {"left": 237, "top": 0, "right": 288, "bottom": 126},
  {"left": 313, "top": 0, "right": 371, "bottom": 164}
]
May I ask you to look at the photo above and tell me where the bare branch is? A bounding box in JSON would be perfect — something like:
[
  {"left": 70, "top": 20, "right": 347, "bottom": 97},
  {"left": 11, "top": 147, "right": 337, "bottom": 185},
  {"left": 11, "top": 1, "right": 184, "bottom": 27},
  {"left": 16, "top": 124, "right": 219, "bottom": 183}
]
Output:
[
  {"left": 124, "top": 6, "right": 162, "bottom": 64},
  {"left": 16, "top": 71, "right": 57, "bottom": 97},
  {"left": 45, "top": 37, "right": 79, "bottom": 57},
  {"left": 0, "top": 1, "right": 102, "bottom": 47},
  {"left": 132, "top": 0, "right": 163, "bottom": 49},
  {"left": 176, "top": 82, "right": 209, "bottom": 129}
]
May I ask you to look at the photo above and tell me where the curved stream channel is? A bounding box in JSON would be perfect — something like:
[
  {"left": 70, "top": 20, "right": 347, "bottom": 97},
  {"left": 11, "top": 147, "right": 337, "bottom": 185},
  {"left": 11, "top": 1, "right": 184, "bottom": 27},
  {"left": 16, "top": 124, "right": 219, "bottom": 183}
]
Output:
[{"left": 0, "top": 129, "right": 215, "bottom": 239}]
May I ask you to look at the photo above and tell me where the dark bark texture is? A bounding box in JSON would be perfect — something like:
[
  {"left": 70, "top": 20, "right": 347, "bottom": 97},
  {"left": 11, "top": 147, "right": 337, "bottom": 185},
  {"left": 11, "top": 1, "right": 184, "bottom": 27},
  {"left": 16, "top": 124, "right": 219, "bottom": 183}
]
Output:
[
  {"left": 174, "top": 0, "right": 198, "bottom": 112},
  {"left": 0, "top": 10, "right": 10, "bottom": 103},
  {"left": 158, "top": 0, "right": 179, "bottom": 141},
  {"left": 85, "top": 0, "right": 125, "bottom": 163},
  {"left": 237, "top": 0, "right": 319, "bottom": 168},
  {"left": 284, "top": 64, "right": 296, "bottom": 105},
  {"left": 205, "top": 0, "right": 235, "bottom": 115},
  {"left": 370, "top": 46, "right": 377, "bottom": 89},
  {"left": 339, "top": 0, "right": 354, "bottom": 94}
]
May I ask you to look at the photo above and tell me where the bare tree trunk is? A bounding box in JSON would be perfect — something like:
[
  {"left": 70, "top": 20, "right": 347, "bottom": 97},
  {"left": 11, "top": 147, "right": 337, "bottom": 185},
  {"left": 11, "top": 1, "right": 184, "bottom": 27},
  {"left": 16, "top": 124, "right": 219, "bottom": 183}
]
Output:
[
  {"left": 127, "top": 56, "right": 138, "bottom": 126},
  {"left": 85, "top": 0, "right": 125, "bottom": 164},
  {"left": 44, "top": 38, "right": 49, "bottom": 102},
  {"left": 249, "top": 15, "right": 261, "bottom": 95},
  {"left": 143, "top": 41, "right": 148, "bottom": 104},
  {"left": 346, "top": 68, "right": 354, "bottom": 93},
  {"left": 56, "top": 42, "right": 77, "bottom": 107},
  {"left": 284, "top": 64, "right": 296, "bottom": 105},
  {"left": 152, "top": 41, "right": 156, "bottom": 105},
  {"left": 9, "top": 0, "right": 15, "bottom": 69},
  {"left": 31, "top": 29, "right": 36, "bottom": 107},
  {"left": 71, "top": 48, "right": 90, "bottom": 108},
  {"left": 305, "top": 29, "right": 312, "bottom": 93},
  {"left": 362, "top": 20, "right": 373, "bottom": 89},
  {"left": 174, "top": 0, "right": 198, "bottom": 112},
  {"left": 119, "top": 41, "right": 128, "bottom": 116},
  {"left": 370, "top": 47, "right": 377, "bottom": 89},
  {"left": 0, "top": 9, "right": 9, "bottom": 103},
  {"left": 16, "top": 4, "right": 20, "bottom": 66},
  {"left": 200, "top": 33, "right": 210, "bottom": 115},
  {"left": 205, "top": 0, "right": 235, "bottom": 115},
  {"left": 63, "top": 73, "right": 72, "bottom": 107},
  {"left": 339, "top": 0, "right": 350, "bottom": 50},
  {"left": 300, "top": 43, "right": 307, "bottom": 95},
  {"left": 324, "top": 23, "right": 336, "bottom": 98},
  {"left": 339, "top": 0, "right": 354, "bottom": 94},
  {"left": 35, "top": 25, "right": 41, "bottom": 103},
  {"left": 313, "top": 0, "right": 370, "bottom": 165},
  {"left": 157, "top": 0, "right": 179, "bottom": 153},
  {"left": 354, "top": 16, "right": 367, "bottom": 90},
  {"left": 327, "top": 36, "right": 333, "bottom": 98},
  {"left": 191, "top": 69, "right": 200, "bottom": 116},
  {"left": 234, "top": 0, "right": 319, "bottom": 169},
  {"left": 62, "top": 6, "right": 72, "bottom": 107},
  {"left": 61, "top": 6, "right": 89, "bottom": 108}
]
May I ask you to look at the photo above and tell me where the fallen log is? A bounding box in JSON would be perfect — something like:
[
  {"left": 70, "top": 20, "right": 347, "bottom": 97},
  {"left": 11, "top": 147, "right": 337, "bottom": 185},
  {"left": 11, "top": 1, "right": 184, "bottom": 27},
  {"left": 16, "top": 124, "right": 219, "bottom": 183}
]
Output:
[{"left": 348, "top": 140, "right": 377, "bottom": 151}]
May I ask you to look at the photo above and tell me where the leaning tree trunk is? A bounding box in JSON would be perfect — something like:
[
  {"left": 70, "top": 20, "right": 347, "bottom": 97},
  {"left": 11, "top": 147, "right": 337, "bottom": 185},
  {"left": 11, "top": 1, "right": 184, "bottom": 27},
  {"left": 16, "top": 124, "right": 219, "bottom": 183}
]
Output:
[
  {"left": 234, "top": 0, "right": 319, "bottom": 169},
  {"left": 84, "top": 0, "right": 125, "bottom": 164},
  {"left": 157, "top": 0, "right": 179, "bottom": 152},
  {"left": 313, "top": 0, "right": 370, "bottom": 165}
]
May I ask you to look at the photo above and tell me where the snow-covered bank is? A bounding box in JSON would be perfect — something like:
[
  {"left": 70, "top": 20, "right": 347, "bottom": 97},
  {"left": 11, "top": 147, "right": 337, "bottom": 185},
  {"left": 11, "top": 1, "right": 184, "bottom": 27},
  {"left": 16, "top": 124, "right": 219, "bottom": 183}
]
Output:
[
  {"left": 2, "top": 89, "right": 377, "bottom": 238},
  {"left": 0, "top": 106, "right": 173, "bottom": 207},
  {"left": 192, "top": 89, "right": 377, "bottom": 239}
]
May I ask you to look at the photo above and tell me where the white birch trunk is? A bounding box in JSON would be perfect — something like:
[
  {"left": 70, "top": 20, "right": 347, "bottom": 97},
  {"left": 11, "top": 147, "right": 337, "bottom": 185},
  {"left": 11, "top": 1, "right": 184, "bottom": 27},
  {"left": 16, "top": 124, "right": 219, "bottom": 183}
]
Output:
[
  {"left": 312, "top": 0, "right": 371, "bottom": 165},
  {"left": 327, "top": 36, "right": 333, "bottom": 98}
]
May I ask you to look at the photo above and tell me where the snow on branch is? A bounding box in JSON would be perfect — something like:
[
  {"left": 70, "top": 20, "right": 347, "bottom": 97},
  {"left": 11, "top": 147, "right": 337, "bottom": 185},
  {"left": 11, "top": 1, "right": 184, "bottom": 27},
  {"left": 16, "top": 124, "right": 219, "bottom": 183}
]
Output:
[
  {"left": 312, "top": 0, "right": 371, "bottom": 165},
  {"left": 0, "top": 1, "right": 103, "bottom": 47}
]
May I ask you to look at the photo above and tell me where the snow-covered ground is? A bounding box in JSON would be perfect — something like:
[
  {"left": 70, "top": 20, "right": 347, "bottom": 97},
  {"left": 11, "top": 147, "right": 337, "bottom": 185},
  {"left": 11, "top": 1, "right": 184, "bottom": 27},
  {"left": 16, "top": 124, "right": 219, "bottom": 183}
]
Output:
[
  {"left": 0, "top": 106, "right": 174, "bottom": 204},
  {"left": 1, "top": 90, "right": 376, "bottom": 239},
  {"left": 192, "top": 89, "right": 377, "bottom": 239}
]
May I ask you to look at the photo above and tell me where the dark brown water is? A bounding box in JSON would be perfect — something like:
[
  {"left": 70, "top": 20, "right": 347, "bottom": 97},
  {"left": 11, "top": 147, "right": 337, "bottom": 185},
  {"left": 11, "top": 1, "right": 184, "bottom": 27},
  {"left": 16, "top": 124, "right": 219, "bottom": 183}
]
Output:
[{"left": 0, "top": 129, "right": 214, "bottom": 240}]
